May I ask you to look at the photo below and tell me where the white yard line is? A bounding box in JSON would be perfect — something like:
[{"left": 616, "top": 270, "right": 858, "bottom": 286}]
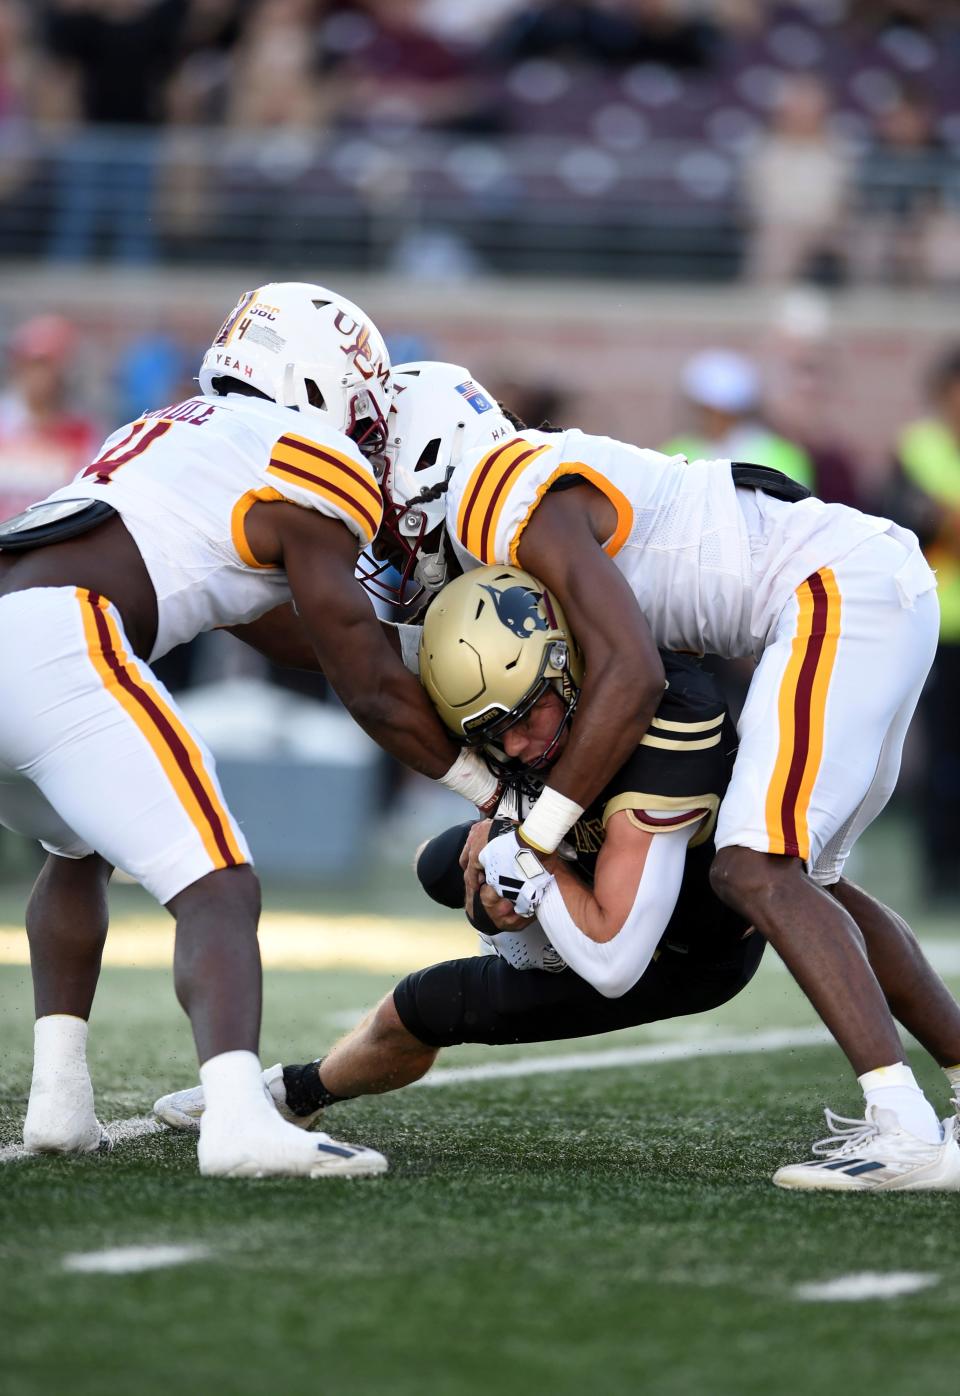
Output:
[
  {"left": 412, "top": 1025, "right": 832, "bottom": 1086},
  {"left": 0, "top": 1114, "right": 163, "bottom": 1164},
  {"left": 794, "top": 1272, "right": 939, "bottom": 1302},
  {"left": 105, "top": 1115, "right": 166, "bottom": 1145},
  {"left": 62, "top": 1244, "right": 209, "bottom": 1275}
]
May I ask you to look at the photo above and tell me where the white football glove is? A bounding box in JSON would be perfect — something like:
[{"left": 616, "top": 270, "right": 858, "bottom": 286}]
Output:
[{"left": 479, "top": 829, "right": 555, "bottom": 919}]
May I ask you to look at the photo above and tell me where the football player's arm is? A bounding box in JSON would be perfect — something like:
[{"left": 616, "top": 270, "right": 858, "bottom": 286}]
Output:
[
  {"left": 515, "top": 483, "right": 666, "bottom": 814},
  {"left": 265, "top": 506, "right": 463, "bottom": 780},
  {"left": 535, "top": 813, "right": 689, "bottom": 998},
  {"left": 225, "top": 602, "right": 323, "bottom": 671}
]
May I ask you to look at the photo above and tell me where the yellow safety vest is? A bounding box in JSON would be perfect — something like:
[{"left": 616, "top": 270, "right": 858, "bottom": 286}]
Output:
[
  {"left": 898, "top": 419, "right": 960, "bottom": 641},
  {"left": 661, "top": 432, "right": 815, "bottom": 493}
]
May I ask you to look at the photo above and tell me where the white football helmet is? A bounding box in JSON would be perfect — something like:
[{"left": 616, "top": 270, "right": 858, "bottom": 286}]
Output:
[
  {"left": 197, "top": 282, "right": 393, "bottom": 458},
  {"left": 359, "top": 361, "right": 515, "bottom": 611}
]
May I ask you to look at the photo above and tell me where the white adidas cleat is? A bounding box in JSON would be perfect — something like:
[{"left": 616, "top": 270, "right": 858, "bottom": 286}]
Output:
[
  {"left": 773, "top": 1105, "right": 960, "bottom": 1192},
  {"left": 196, "top": 1107, "right": 387, "bottom": 1179},
  {"left": 153, "top": 1063, "right": 322, "bottom": 1132},
  {"left": 23, "top": 1070, "right": 108, "bottom": 1155}
]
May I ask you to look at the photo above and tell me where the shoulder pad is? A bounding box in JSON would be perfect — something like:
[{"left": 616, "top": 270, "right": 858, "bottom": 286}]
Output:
[{"left": 265, "top": 429, "right": 383, "bottom": 546}]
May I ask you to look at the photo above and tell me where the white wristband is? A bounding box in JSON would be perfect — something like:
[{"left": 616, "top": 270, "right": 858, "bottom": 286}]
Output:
[
  {"left": 519, "top": 787, "right": 584, "bottom": 854},
  {"left": 440, "top": 747, "right": 499, "bottom": 809}
]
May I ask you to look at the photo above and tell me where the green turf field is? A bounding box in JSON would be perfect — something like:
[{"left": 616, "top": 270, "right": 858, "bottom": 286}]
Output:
[{"left": 0, "top": 836, "right": 957, "bottom": 1396}]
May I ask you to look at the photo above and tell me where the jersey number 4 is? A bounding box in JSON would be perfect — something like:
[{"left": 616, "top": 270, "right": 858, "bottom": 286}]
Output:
[{"left": 83, "top": 419, "right": 173, "bottom": 484}]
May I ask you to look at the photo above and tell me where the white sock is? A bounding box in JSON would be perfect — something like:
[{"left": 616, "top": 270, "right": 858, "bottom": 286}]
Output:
[
  {"left": 858, "top": 1063, "right": 942, "bottom": 1145},
  {"left": 33, "top": 1014, "right": 90, "bottom": 1077},
  {"left": 200, "top": 1050, "right": 273, "bottom": 1124},
  {"left": 25, "top": 1014, "right": 99, "bottom": 1149}
]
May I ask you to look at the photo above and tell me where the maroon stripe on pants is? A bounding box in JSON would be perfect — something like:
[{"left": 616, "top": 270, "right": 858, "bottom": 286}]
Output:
[
  {"left": 87, "top": 592, "right": 238, "bottom": 868},
  {"left": 779, "top": 573, "right": 829, "bottom": 858}
]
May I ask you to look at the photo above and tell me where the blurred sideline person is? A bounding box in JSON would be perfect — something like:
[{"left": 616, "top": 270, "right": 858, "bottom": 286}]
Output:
[
  {"left": 742, "top": 73, "right": 849, "bottom": 286},
  {"left": 0, "top": 287, "right": 498, "bottom": 1180},
  {"left": 368, "top": 361, "right": 960, "bottom": 1187},
  {"left": 661, "top": 346, "right": 818, "bottom": 719},
  {"left": 661, "top": 348, "right": 814, "bottom": 492},
  {"left": 0, "top": 315, "right": 100, "bottom": 523},
  {"left": 884, "top": 345, "right": 960, "bottom": 903},
  {"left": 155, "top": 567, "right": 960, "bottom": 1191}
]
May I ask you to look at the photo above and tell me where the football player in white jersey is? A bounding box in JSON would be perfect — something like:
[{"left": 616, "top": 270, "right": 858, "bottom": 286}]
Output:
[
  {"left": 154, "top": 565, "right": 960, "bottom": 1190},
  {"left": 368, "top": 361, "right": 960, "bottom": 1190},
  {"left": 0, "top": 294, "right": 498, "bottom": 1179}
]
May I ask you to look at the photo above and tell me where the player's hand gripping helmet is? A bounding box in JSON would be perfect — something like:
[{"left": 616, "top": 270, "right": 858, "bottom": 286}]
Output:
[
  {"left": 198, "top": 282, "right": 393, "bottom": 458},
  {"left": 419, "top": 564, "right": 584, "bottom": 774},
  {"left": 359, "top": 361, "right": 515, "bottom": 612}
]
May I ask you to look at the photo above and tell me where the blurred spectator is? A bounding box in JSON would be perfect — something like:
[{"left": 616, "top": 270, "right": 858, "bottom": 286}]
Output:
[
  {"left": 115, "top": 330, "right": 197, "bottom": 422},
  {"left": 883, "top": 346, "right": 960, "bottom": 903},
  {"left": 762, "top": 290, "right": 864, "bottom": 508},
  {"left": 0, "top": 314, "right": 100, "bottom": 522},
  {"left": 0, "top": 0, "right": 30, "bottom": 126},
  {"left": 0, "top": 1, "right": 38, "bottom": 218},
  {"left": 852, "top": 88, "right": 947, "bottom": 287},
  {"left": 225, "top": 0, "right": 331, "bottom": 130},
  {"left": 164, "top": 0, "right": 251, "bottom": 124},
  {"left": 918, "top": 190, "right": 960, "bottom": 289},
  {"left": 40, "top": 0, "right": 193, "bottom": 262},
  {"left": 661, "top": 348, "right": 815, "bottom": 489},
  {"left": 42, "top": 0, "right": 190, "bottom": 124},
  {"left": 743, "top": 74, "right": 850, "bottom": 286},
  {"left": 333, "top": 0, "right": 497, "bottom": 136},
  {"left": 493, "top": 0, "right": 720, "bottom": 70}
]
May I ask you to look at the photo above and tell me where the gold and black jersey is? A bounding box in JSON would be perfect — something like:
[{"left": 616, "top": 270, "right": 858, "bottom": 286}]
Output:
[{"left": 565, "top": 652, "right": 748, "bottom": 952}]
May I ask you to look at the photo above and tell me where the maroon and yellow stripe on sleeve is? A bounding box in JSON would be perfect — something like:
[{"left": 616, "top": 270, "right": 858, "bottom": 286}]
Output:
[
  {"left": 764, "top": 568, "right": 842, "bottom": 860},
  {"left": 78, "top": 590, "right": 246, "bottom": 873},
  {"left": 267, "top": 433, "right": 383, "bottom": 545},
  {"left": 509, "top": 461, "right": 633, "bottom": 565},
  {"left": 456, "top": 437, "right": 551, "bottom": 564}
]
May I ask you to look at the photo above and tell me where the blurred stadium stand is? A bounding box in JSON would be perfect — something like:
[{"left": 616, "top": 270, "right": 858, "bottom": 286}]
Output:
[{"left": 0, "top": 2, "right": 957, "bottom": 285}]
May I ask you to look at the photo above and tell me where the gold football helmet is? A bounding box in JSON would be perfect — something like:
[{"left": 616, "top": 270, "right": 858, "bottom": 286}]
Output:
[{"left": 419, "top": 564, "right": 584, "bottom": 769}]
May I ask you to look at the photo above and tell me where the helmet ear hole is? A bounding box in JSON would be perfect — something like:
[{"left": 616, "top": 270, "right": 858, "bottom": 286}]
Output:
[
  {"left": 417, "top": 438, "right": 441, "bottom": 469},
  {"left": 305, "top": 380, "right": 326, "bottom": 411}
]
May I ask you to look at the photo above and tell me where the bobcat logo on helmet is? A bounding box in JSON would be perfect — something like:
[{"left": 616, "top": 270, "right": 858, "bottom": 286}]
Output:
[
  {"left": 480, "top": 584, "right": 550, "bottom": 640},
  {"left": 419, "top": 564, "right": 584, "bottom": 761}
]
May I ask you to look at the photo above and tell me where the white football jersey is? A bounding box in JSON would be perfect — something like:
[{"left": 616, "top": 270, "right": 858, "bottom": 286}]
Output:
[
  {"left": 44, "top": 392, "right": 383, "bottom": 660},
  {"left": 446, "top": 428, "right": 898, "bottom": 658}
]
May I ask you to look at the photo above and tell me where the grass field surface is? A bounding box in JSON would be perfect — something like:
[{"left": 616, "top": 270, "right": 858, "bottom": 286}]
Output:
[{"left": 0, "top": 845, "right": 957, "bottom": 1396}]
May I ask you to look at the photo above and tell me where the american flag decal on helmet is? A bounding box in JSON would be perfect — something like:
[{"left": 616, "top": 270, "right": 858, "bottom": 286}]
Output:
[{"left": 455, "top": 380, "right": 494, "bottom": 414}]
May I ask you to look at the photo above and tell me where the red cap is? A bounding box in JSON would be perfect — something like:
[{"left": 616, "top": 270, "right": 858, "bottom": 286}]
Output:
[{"left": 9, "top": 315, "right": 78, "bottom": 362}]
